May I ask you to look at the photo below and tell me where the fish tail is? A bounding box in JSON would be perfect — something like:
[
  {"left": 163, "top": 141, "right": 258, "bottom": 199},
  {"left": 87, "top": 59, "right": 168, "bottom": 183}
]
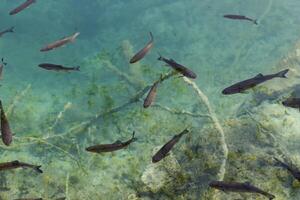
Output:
[
  {"left": 131, "top": 131, "right": 137, "bottom": 142},
  {"left": 157, "top": 52, "right": 163, "bottom": 61},
  {"left": 34, "top": 165, "right": 43, "bottom": 173},
  {"left": 9, "top": 27, "right": 14, "bottom": 33},
  {"left": 275, "top": 69, "right": 289, "bottom": 78},
  {"left": 75, "top": 66, "right": 80, "bottom": 71},
  {"left": 253, "top": 19, "right": 258, "bottom": 25},
  {"left": 149, "top": 32, "right": 154, "bottom": 42}
]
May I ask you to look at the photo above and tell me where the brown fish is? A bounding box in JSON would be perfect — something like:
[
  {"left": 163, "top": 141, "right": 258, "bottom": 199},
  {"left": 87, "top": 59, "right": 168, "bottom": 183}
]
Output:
[
  {"left": 152, "top": 129, "right": 189, "bottom": 163},
  {"left": 282, "top": 98, "right": 300, "bottom": 110},
  {"left": 0, "top": 100, "right": 12, "bottom": 146},
  {"left": 143, "top": 81, "right": 159, "bottom": 108},
  {"left": 222, "top": 69, "right": 289, "bottom": 95},
  {"left": 0, "top": 160, "right": 43, "bottom": 173},
  {"left": 0, "top": 58, "right": 7, "bottom": 79},
  {"left": 223, "top": 14, "right": 258, "bottom": 25},
  {"left": 158, "top": 55, "right": 197, "bottom": 79},
  {"left": 0, "top": 27, "right": 14, "bottom": 37},
  {"left": 209, "top": 181, "right": 275, "bottom": 200},
  {"left": 40, "top": 32, "right": 80, "bottom": 52},
  {"left": 9, "top": 0, "right": 36, "bottom": 15},
  {"left": 86, "top": 131, "right": 137, "bottom": 153},
  {"left": 38, "top": 63, "right": 80, "bottom": 72},
  {"left": 130, "top": 32, "right": 154, "bottom": 63}
]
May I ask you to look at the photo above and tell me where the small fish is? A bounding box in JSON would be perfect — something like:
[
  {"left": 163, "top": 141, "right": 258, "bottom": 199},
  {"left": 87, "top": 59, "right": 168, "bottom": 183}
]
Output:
[
  {"left": 282, "top": 98, "right": 300, "bottom": 110},
  {"left": 274, "top": 157, "right": 300, "bottom": 181},
  {"left": 38, "top": 63, "right": 80, "bottom": 72},
  {"left": 0, "top": 160, "right": 43, "bottom": 173},
  {"left": 0, "top": 100, "right": 12, "bottom": 146},
  {"left": 223, "top": 14, "right": 258, "bottom": 25},
  {"left": 209, "top": 181, "right": 275, "bottom": 200},
  {"left": 0, "top": 27, "right": 14, "bottom": 37},
  {"left": 158, "top": 55, "right": 197, "bottom": 79},
  {"left": 143, "top": 81, "right": 159, "bottom": 108},
  {"left": 0, "top": 58, "right": 7, "bottom": 79},
  {"left": 152, "top": 129, "right": 189, "bottom": 163},
  {"left": 222, "top": 69, "right": 289, "bottom": 95},
  {"left": 40, "top": 32, "right": 80, "bottom": 52},
  {"left": 9, "top": 0, "right": 36, "bottom": 15},
  {"left": 86, "top": 131, "right": 137, "bottom": 153},
  {"left": 130, "top": 32, "right": 154, "bottom": 63}
]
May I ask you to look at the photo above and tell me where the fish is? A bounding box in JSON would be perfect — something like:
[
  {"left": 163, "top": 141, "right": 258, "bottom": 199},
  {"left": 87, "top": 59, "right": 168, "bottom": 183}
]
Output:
[
  {"left": 38, "top": 63, "right": 80, "bottom": 72},
  {"left": 223, "top": 14, "right": 258, "bottom": 25},
  {"left": 152, "top": 129, "right": 189, "bottom": 163},
  {"left": 9, "top": 0, "right": 36, "bottom": 15},
  {"left": 0, "top": 58, "right": 7, "bottom": 79},
  {"left": 0, "top": 27, "right": 14, "bottom": 37},
  {"left": 143, "top": 81, "right": 159, "bottom": 108},
  {"left": 0, "top": 100, "right": 12, "bottom": 146},
  {"left": 40, "top": 32, "right": 80, "bottom": 52},
  {"left": 222, "top": 69, "right": 289, "bottom": 95},
  {"left": 158, "top": 55, "right": 197, "bottom": 79},
  {"left": 86, "top": 131, "right": 137, "bottom": 153},
  {"left": 130, "top": 32, "right": 154, "bottom": 63},
  {"left": 209, "top": 181, "right": 275, "bottom": 200},
  {"left": 282, "top": 98, "right": 300, "bottom": 110},
  {"left": 0, "top": 160, "right": 43, "bottom": 173},
  {"left": 274, "top": 157, "right": 300, "bottom": 181}
]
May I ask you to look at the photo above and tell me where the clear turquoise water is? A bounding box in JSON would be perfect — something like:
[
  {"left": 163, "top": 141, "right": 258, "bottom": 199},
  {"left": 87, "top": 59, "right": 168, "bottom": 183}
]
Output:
[{"left": 0, "top": 0, "right": 300, "bottom": 199}]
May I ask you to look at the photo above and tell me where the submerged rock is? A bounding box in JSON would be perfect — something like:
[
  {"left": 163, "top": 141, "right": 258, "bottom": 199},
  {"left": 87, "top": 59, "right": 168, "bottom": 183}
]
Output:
[{"left": 141, "top": 146, "right": 181, "bottom": 193}]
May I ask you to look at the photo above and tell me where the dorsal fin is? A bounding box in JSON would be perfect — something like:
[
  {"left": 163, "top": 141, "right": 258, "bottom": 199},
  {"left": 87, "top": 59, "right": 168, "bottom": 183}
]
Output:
[
  {"left": 113, "top": 140, "right": 122, "bottom": 144},
  {"left": 244, "top": 181, "right": 251, "bottom": 185},
  {"left": 255, "top": 73, "right": 263, "bottom": 78}
]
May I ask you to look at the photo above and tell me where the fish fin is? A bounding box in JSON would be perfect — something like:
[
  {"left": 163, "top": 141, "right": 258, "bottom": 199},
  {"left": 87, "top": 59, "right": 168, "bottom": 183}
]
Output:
[
  {"left": 34, "top": 165, "right": 43, "bottom": 173},
  {"left": 276, "top": 69, "right": 289, "bottom": 78},
  {"left": 131, "top": 131, "right": 137, "bottom": 142},
  {"left": 9, "top": 27, "right": 14, "bottom": 33},
  {"left": 149, "top": 32, "right": 154, "bottom": 41},
  {"left": 157, "top": 52, "right": 163, "bottom": 61},
  {"left": 253, "top": 19, "right": 258, "bottom": 25},
  {"left": 244, "top": 181, "right": 251, "bottom": 185},
  {"left": 255, "top": 73, "right": 264, "bottom": 78},
  {"left": 75, "top": 66, "right": 80, "bottom": 71},
  {"left": 113, "top": 140, "right": 122, "bottom": 144}
]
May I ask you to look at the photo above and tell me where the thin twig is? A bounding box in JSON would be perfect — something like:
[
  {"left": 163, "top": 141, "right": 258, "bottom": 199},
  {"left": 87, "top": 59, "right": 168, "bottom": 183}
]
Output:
[
  {"left": 152, "top": 103, "right": 212, "bottom": 119},
  {"left": 183, "top": 78, "right": 228, "bottom": 181}
]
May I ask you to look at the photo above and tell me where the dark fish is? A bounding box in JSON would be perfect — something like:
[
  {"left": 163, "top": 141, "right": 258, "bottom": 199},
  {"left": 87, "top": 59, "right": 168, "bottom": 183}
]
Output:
[
  {"left": 0, "top": 160, "right": 43, "bottom": 173},
  {"left": 9, "top": 0, "right": 36, "bottom": 15},
  {"left": 86, "top": 131, "right": 137, "bottom": 153},
  {"left": 0, "top": 100, "right": 12, "bottom": 146},
  {"left": 274, "top": 157, "right": 300, "bottom": 181},
  {"left": 38, "top": 63, "right": 80, "bottom": 72},
  {"left": 222, "top": 69, "right": 289, "bottom": 95},
  {"left": 0, "top": 27, "right": 14, "bottom": 37},
  {"left": 223, "top": 14, "right": 257, "bottom": 25},
  {"left": 152, "top": 129, "right": 189, "bottom": 163},
  {"left": 40, "top": 32, "right": 80, "bottom": 52},
  {"left": 209, "top": 181, "right": 275, "bottom": 200},
  {"left": 282, "top": 98, "right": 300, "bottom": 110},
  {"left": 0, "top": 58, "right": 7, "bottom": 79},
  {"left": 130, "top": 32, "right": 154, "bottom": 63},
  {"left": 143, "top": 81, "right": 159, "bottom": 108},
  {"left": 158, "top": 55, "right": 197, "bottom": 79}
]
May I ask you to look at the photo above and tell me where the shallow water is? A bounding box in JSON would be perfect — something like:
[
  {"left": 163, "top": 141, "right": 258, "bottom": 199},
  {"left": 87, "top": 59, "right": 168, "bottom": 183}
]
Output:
[{"left": 0, "top": 0, "right": 300, "bottom": 199}]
